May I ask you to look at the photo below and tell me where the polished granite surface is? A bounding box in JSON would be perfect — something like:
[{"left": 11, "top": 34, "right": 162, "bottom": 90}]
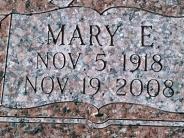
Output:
[{"left": 0, "top": 0, "right": 184, "bottom": 137}]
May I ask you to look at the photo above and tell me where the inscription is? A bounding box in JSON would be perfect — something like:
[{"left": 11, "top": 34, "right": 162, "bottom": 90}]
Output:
[
  {"left": 26, "top": 53, "right": 172, "bottom": 98},
  {"left": 2, "top": 7, "right": 184, "bottom": 113}
]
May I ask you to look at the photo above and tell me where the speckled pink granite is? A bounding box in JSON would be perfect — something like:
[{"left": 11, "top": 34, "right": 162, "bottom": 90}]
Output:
[{"left": 0, "top": 0, "right": 184, "bottom": 137}]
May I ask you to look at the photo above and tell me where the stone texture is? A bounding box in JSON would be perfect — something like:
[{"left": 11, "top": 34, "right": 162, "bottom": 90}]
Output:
[
  {"left": 0, "top": 0, "right": 56, "bottom": 14},
  {"left": 72, "top": 0, "right": 184, "bottom": 16},
  {"left": 0, "top": 0, "right": 184, "bottom": 137},
  {"left": 3, "top": 7, "right": 184, "bottom": 114},
  {"left": 0, "top": 124, "right": 182, "bottom": 138}
]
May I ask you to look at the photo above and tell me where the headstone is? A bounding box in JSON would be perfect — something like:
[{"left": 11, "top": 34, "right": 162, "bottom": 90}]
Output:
[{"left": 1, "top": 0, "right": 184, "bottom": 129}]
